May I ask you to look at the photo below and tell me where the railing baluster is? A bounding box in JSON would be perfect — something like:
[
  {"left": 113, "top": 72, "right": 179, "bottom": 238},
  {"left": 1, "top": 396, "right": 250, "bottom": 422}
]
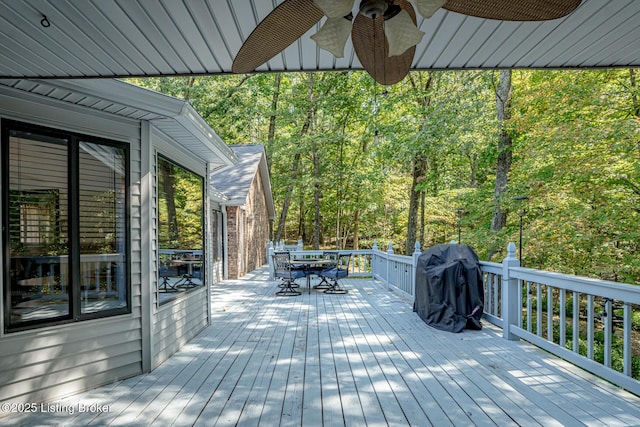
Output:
[
  {"left": 560, "top": 288, "right": 566, "bottom": 347},
  {"left": 527, "top": 281, "right": 532, "bottom": 332},
  {"left": 604, "top": 298, "right": 612, "bottom": 368},
  {"left": 485, "top": 273, "right": 492, "bottom": 315},
  {"left": 518, "top": 279, "right": 523, "bottom": 329},
  {"left": 493, "top": 274, "right": 499, "bottom": 317},
  {"left": 573, "top": 291, "right": 579, "bottom": 353},
  {"left": 537, "top": 283, "right": 543, "bottom": 337},
  {"left": 49, "top": 263, "right": 55, "bottom": 295},
  {"left": 588, "top": 295, "right": 594, "bottom": 360},
  {"left": 547, "top": 285, "right": 553, "bottom": 342},
  {"left": 94, "top": 261, "right": 100, "bottom": 292},
  {"left": 624, "top": 303, "right": 632, "bottom": 376},
  {"left": 106, "top": 264, "right": 112, "bottom": 292}
]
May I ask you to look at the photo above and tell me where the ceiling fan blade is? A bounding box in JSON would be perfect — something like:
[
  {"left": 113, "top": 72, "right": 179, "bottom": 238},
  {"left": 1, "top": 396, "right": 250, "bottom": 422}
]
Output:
[
  {"left": 232, "top": 0, "right": 324, "bottom": 74},
  {"left": 352, "top": 0, "right": 416, "bottom": 85},
  {"left": 443, "top": 0, "right": 582, "bottom": 21}
]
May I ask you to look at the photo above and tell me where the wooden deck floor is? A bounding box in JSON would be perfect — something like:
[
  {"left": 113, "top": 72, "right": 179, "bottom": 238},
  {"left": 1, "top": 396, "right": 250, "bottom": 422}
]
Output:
[{"left": 9, "top": 267, "right": 640, "bottom": 426}]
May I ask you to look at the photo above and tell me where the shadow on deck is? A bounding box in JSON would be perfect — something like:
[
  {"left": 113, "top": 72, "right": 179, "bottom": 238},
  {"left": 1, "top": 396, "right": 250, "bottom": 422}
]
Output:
[{"left": 7, "top": 266, "right": 640, "bottom": 426}]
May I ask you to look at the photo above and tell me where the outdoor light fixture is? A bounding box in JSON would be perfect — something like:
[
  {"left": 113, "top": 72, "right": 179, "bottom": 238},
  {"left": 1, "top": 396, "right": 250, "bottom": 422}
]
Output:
[
  {"left": 311, "top": 0, "right": 425, "bottom": 59},
  {"left": 383, "top": 7, "right": 425, "bottom": 57},
  {"left": 413, "top": 0, "right": 446, "bottom": 17},
  {"left": 310, "top": 13, "right": 353, "bottom": 57},
  {"left": 514, "top": 196, "right": 529, "bottom": 265}
]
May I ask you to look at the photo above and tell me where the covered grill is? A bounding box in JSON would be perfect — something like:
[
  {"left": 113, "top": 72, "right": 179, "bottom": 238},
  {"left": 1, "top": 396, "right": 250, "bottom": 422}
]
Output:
[{"left": 413, "top": 244, "right": 484, "bottom": 332}]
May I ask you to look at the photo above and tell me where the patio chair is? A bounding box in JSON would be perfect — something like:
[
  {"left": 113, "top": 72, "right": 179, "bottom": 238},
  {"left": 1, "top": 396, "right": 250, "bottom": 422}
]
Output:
[
  {"left": 273, "top": 251, "right": 304, "bottom": 296},
  {"left": 158, "top": 264, "right": 177, "bottom": 292},
  {"left": 313, "top": 251, "right": 339, "bottom": 290},
  {"left": 318, "top": 252, "right": 352, "bottom": 294}
]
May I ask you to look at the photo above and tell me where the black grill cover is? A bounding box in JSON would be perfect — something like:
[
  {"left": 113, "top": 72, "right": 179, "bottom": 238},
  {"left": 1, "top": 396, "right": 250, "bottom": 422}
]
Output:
[{"left": 413, "top": 244, "right": 484, "bottom": 332}]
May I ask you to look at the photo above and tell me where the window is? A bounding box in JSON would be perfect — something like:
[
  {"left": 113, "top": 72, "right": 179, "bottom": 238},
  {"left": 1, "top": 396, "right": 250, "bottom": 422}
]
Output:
[
  {"left": 3, "top": 120, "right": 130, "bottom": 331},
  {"left": 157, "top": 156, "right": 204, "bottom": 304}
]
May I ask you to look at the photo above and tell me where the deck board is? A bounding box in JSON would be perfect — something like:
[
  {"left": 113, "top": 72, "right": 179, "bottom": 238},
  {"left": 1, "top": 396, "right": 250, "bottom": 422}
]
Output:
[{"left": 5, "top": 267, "right": 640, "bottom": 427}]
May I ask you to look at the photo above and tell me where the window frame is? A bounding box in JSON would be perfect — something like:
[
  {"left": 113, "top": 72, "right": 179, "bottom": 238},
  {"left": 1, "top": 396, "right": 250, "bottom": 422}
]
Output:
[{"left": 2, "top": 119, "right": 131, "bottom": 333}]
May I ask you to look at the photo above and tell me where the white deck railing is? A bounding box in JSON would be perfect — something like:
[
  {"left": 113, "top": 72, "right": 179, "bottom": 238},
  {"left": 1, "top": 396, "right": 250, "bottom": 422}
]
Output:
[{"left": 267, "top": 240, "right": 640, "bottom": 396}]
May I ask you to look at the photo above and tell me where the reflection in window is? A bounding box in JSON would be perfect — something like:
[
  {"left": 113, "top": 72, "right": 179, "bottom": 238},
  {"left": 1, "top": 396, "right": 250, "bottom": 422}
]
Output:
[
  {"left": 4, "top": 123, "right": 129, "bottom": 331},
  {"left": 79, "top": 141, "right": 127, "bottom": 314},
  {"left": 157, "top": 156, "right": 205, "bottom": 303},
  {"left": 7, "top": 132, "right": 70, "bottom": 326},
  {"left": 17, "top": 190, "right": 58, "bottom": 245}
]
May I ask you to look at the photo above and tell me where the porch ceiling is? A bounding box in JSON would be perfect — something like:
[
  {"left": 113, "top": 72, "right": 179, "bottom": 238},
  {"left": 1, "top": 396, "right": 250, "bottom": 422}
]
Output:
[{"left": 0, "top": 0, "right": 638, "bottom": 80}]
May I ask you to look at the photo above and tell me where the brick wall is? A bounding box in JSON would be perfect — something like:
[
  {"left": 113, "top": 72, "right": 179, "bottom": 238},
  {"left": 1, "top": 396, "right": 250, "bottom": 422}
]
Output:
[
  {"left": 224, "top": 173, "right": 270, "bottom": 279},
  {"left": 226, "top": 206, "right": 240, "bottom": 279},
  {"left": 245, "top": 173, "right": 269, "bottom": 274}
]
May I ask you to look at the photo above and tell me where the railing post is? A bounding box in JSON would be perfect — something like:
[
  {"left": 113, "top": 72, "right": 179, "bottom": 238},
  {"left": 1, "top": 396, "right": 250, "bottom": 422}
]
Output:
[
  {"left": 371, "top": 240, "right": 378, "bottom": 277},
  {"left": 267, "top": 241, "right": 275, "bottom": 280},
  {"left": 386, "top": 242, "right": 394, "bottom": 289},
  {"left": 411, "top": 241, "right": 421, "bottom": 300},
  {"left": 502, "top": 242, "right": 521, "bottom": 340},
  {"left": 296, "top": 238, "right": 303, "bottom": 251}
]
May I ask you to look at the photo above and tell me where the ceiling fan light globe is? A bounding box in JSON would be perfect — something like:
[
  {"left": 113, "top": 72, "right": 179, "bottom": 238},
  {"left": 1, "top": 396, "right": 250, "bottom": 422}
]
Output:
[
  {"left": 310, "top": 16, "right": 353, "bottom": 58},
  {"left": 313, "top": 0, "right": 356, "bottom": 18},
  {"left": 412, "top": 0, "right": 446, "bottom": 18},
  {"left": 384, "top": 9, "right": 425, "bottom": 57},
  {"left": 359, "top": 0, "right": 389, "bottom": 19}
]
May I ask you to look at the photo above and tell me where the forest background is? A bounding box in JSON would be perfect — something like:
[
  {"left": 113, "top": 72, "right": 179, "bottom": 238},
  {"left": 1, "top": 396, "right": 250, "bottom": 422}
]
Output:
[{"left": 129, "top": 68, "right": 640, "bottom": 285}]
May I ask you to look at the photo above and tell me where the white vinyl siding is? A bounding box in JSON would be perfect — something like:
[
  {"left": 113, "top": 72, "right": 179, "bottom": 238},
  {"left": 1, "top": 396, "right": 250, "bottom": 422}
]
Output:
[
  {"left": 153, "top": 287, "right": 208, "bottom": 368},
  {"left": 0, "top": 87, "right": 143, "bottom": 404},
  {"left": 151, "top": 130, "right": 210, "bottom": 368},
  {"left": 0, "top": 79, "right": 221, "bottom": 406}
]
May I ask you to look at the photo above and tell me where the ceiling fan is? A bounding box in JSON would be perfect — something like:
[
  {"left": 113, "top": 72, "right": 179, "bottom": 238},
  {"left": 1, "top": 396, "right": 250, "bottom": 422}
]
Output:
[{"left": 232, "top": 0, "right": 583, "bottom": 85}]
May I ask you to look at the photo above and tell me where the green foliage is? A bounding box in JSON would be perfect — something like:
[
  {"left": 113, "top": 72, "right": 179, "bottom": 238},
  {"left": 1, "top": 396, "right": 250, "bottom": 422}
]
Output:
[
  {"left": 129, "top": 68, "right": 640, "bottom": 284},
  {"left": 634, "top": 311, "right": 640, "bottom": 331},
  {"left": 567, "top": 334, "right": 640, "bottom": 380}
]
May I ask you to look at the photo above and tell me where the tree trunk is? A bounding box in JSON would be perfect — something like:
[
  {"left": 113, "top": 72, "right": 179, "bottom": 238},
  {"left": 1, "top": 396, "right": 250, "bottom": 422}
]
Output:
[
  {"left": 274, "top": 73, "right": 314, "bottom": 243},
  {"left": 406, "top": 154, "right": 427, "bottom": 254},
  {"left": 631, "top": 69, "right": 640, "bottom": 151},
  {"left": 352, "top": 209, "right": 360, "bottom": 250},
  {"left": 312, "top": 142, "right": 322, "bottom": 250},
  {"left": 336, "top": 133, "right": 344, "bottom": 250},
  {"left": 298, "top": 193, "right": 306, "bottom": 243},
  {"left": 182, "top": 76, "right": 196, "bottom": 102},
  {"left": 159, "top": 161, "right": 179, "bottom": 247},
  {"left": 265, "top": 74, "right": 282, "bottom": 241},
  {"left": 406, "top": 72, "right": 433, "bottom": 255},
  {"left": 631, "top": 68, "right": 640, "bottom": 118},
  {"left": 419, "top": 191, "right": 425, "bottom": 246},
  {"left": 266, "top": 74, "right": 281, "bottom": 168},
  {"left": 489, "top": 69, "right": 514, "bottom": 259}
]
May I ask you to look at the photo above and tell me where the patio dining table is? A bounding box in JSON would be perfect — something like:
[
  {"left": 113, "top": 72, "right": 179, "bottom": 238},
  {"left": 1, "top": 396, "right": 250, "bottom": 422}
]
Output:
[{"left": 289, "top": 259, "right": 334, "bottom": 294}]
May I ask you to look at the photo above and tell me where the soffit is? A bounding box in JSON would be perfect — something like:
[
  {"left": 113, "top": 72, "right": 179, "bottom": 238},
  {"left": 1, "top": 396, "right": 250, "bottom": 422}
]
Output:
[
  {"left": 0, "top": 78, "right": 237, "bottom": 170},
  {"left": 0, "top": 0, "right": 637, "bottom": 80}
]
